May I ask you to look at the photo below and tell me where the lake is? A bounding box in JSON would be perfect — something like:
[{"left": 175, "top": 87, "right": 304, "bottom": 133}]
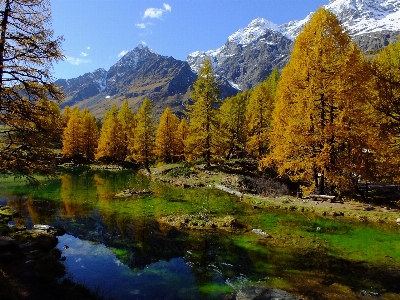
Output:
[{"left": 1, "top": 169, "right": 399, "bottom": 299}]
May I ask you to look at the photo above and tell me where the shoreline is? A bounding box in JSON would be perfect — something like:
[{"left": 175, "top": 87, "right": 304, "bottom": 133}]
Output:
[{"left": 146, "top": 163, "right": 400, "bottom": 225}]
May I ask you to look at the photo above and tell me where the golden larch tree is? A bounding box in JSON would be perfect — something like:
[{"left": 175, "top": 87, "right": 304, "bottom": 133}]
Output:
[
  {"left": 0, "top": 0, "right": 64, "bottom": 177},
  {"left": 245, "top": 69, "right": 279, "bottom": 158},
  {"left": 176, "top": 118, "right": 189, "bottom": 161},
  {"left": 96, "top": 105, "right": 125, "bottom": 163},
  {"left": 80, "top": 108, "right": 99, "bottom": 162},
  {"left": 219, "top": 91, "right": 248, "bottom": 160},
  {"left": 155, "top": 107, "right": 180, "bottom": 163},
  {"left": 62, "top": 107, "right": 82, "bottom": 161},
  {"left": 185, "top": 58, "right": 221, "bottom": 166},
  {"left": 368, "top": 38, "right": 400, "bottom": 182},
  {"left": 130, "top": 98, "right": 155, "bottom": 171},
  {"left": 117, "top": 100, "right": 136, "bottom": 160},
  {"left": 262, "top": 8, "right": 375, "bottom": 195}
]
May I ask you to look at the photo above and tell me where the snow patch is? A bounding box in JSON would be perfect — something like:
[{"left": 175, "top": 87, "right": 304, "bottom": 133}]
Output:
[{"left": 228, "top": 80, "right": 241, "bottom": 91}]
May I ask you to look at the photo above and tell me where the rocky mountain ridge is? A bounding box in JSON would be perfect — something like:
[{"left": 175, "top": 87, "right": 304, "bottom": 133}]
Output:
[{"left": 56, "top": 45, "right": 238, "bottom": 118}]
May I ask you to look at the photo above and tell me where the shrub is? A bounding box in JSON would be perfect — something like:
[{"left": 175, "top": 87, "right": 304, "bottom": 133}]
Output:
[
  {"left": 238, "top": 176, "right": 289, "bottom": 197},
  {"left": 166, "top": 166, "right": 195, "bottom": 178}
]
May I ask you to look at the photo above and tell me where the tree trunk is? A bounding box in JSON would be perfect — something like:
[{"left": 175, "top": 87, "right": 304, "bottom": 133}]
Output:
[{"left": 0, "top": 0, "right": 10, "bottom": 85}]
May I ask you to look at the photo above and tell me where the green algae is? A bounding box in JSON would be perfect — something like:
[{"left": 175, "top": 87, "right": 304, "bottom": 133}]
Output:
[{"left": 198, "top": 282, "right": 234, "bottom": 296}]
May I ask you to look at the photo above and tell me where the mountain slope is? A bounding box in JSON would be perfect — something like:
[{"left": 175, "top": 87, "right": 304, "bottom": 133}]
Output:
[
  {"left": 55, "top": 68, "right": 107, "bottom": 107},
  {"left": 58, "top": 45, "right": 238, "bottom": 119}
]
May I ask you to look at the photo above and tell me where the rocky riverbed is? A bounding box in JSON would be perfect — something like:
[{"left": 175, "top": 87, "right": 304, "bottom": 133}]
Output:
[{"left": 0, "top": 206, "right": 102, "bottom": 300}]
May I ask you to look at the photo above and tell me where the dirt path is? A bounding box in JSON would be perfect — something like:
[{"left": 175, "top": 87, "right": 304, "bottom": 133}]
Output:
[{"left": 214, "top": 183, "right": 400, "bottom": 223}]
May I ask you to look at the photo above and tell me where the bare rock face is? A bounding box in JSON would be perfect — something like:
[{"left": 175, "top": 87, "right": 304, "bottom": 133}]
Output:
[
  {"left": 55, "top": 68, "right": 107, "bottom": 107},
  {"left": 236, "top": 286, "right": 301, "bottom": 300},
  {"left": 187, "top": 19, "right": 293, "bottom": 91},
  {"left": 353, "top": 30, "right": 400, "bottom": 54}
]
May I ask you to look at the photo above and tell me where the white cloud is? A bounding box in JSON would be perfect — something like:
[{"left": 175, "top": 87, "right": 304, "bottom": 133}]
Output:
[
  {"left": 86, "top": 46, "right": 91, "bottom": 50},
  {"left": 163, "top": 3, "right": 171, "bottom": 12},
  {"left": 141, "top": 41, "right": 147, "bottom": 46},
  {"left": 135, "top": 23, "right": 146, "bottom": 29},
  {"left": 66, "top": 56, "right": 91, "bottom": 65},
  {"left": 143, "top": 3, "right": 171, "bottom": 19},
  {"left": 143, "top": 7, "right": 164, "bottom": 19},
  {"left": 80, "top": 52, "right": 88, "bottom": 57},
  {"left": 118, "top": 50, "right": 128, "bottom": 58}
]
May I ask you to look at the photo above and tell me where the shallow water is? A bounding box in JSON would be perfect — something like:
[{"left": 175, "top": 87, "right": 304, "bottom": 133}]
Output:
[{"left": 1, "top": 170, "right": 400, "bottom": 299}]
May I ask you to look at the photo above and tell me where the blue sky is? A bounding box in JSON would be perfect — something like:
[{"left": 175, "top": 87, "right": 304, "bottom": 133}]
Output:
[{"left": 50, "top": 0, "right": 328, "bottom": 80}]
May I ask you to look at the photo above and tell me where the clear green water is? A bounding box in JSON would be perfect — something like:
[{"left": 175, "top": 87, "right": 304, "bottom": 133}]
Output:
[{"left": 1, "top": 170, "right": 399, "bottom": 299}]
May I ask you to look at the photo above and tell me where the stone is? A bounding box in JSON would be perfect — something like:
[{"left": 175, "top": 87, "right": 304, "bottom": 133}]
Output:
[
  {"left": 32, "top": 225, "right": 66, "bottom": 236},
  {"left": 252, "top": 229, "right": 271, "bottom": 238},
  {"left": 364, "top": 205, "right": 375, "bottom": 211},
  {"left": 396, "top": 218, "right": 400, "bottom": 224}
]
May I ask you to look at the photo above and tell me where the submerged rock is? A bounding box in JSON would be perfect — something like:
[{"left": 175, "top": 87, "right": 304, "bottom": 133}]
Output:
[
  {"left": 32, "top": 224, "right": 66, "bottom": 236},
  {"left": 115, "top": 189, "right": 153, "bottom": 197},
  {"left": 237, "top": 286, "right": 300, "bottom": 300}
]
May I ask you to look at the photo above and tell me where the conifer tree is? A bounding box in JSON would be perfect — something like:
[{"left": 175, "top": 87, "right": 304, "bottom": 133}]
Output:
[
  {"left": 155, "top": 107, "right": 180, "bottom": 163},
  {"left": 80, "top": 108, "right": 99, "bottom": 162},
  {"left": 62, "top": 107, "right": 82, "bottom": 161},
  {"left": 0, "top": 0, "right": 64, "bottom": 176},
  {"left": 96, "top": 105, "right": 125, "bottom": 163},
  {"left": 117, "top": 100, "right": 136, "bottom": 160},
  {"left": 262, "top": 8, "right": 374, "bottom": 195},
  {"left": 219, "top": 91, "right": 248, "bottom": 159},
  {"left": 130, "top": 98, "right": 155, "bottom": 171},
  {"left": 176, "top": 118, "right": 189, "bottom": 161},
  {"left": 369, "top": 38, "right": 400, "bottom": 181},
  {"left": 246, "top": 69, "right": 279, "bottom": 158},
  {"left": 62, "top": 107, "right": 99, "bottom": 162},
  {"left": 62, "top": 106, "right": 72, "bottom": 127},
  {"left": 185, "top": 58, "right": 221, "bottom": 166}
]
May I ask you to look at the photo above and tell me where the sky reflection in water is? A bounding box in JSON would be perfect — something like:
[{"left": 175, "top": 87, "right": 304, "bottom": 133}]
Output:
[{"left": 57, "top": 234, "right": 203, "bottom": 300}]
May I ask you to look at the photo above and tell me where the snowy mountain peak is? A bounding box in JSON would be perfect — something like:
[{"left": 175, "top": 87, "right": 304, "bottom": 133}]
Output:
[
  {"left": 282, "top": 0, "right": 400, "bottom": 39},
  {"left": 228, "top": 17, "right": 281, "bottom": 46},
  {"left": 325, "top": 0, "right": 400, "bottom": 35}
]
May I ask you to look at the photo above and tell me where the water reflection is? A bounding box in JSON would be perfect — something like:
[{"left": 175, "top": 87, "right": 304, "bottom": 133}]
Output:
[
  {"left": 1, "top": 170, "right": 400, "bottom": 299},
  {"left": 58, "top": 234, "right": 201, "bottom": 300}
]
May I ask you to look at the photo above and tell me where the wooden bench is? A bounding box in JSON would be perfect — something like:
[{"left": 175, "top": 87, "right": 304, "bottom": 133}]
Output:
[{"left": 308, "top": 194, "right": 336, "bottom": 203}]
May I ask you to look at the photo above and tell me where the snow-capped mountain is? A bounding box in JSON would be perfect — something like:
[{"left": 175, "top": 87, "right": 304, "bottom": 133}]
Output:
[
  {"left": 58, "top": 45, "right": 238, "bottom": 118},
  {"left": 283, "top": 0, "right": 400, "bottom": 38},
  {"left": 187, "top": 0, "right": 400, "bottom": 90},
  {"left": 187, "top": 18, "right": 293, "bottom": 90}
]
